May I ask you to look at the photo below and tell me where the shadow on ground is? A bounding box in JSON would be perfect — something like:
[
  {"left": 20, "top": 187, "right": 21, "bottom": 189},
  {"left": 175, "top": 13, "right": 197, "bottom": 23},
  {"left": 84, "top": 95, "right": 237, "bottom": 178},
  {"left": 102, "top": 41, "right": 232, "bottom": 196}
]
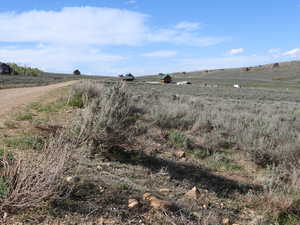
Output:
[{"left": 105, "top": 147, "right": 263, "bottom": 198}]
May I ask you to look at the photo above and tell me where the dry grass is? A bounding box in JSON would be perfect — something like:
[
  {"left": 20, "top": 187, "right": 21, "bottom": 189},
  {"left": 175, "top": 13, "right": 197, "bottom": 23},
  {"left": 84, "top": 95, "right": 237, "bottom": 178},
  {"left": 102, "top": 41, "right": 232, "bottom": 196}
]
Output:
[
  {"left": 2, "top": 80, "right": 300, "bottom": 224},
  {"left": 0, "top": 133, "right": 70, "bottom": 215}
]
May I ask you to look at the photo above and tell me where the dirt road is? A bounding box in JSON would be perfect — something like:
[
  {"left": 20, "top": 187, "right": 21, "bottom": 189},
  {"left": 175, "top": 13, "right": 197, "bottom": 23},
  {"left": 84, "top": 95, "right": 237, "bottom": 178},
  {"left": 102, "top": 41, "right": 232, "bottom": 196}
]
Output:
[{"left": 0, "top": 81, "right": 77, "bottom": 118}]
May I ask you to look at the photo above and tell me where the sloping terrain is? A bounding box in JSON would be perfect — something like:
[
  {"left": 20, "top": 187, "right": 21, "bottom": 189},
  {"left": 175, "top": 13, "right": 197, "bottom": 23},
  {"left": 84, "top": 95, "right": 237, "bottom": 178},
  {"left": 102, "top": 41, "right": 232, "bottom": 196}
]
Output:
[
  {"left": 140, "top": 61, "right": 300, "bottom": 89},
  {"left": 0, "top": 61, "right": 300, "bottom": 224}
]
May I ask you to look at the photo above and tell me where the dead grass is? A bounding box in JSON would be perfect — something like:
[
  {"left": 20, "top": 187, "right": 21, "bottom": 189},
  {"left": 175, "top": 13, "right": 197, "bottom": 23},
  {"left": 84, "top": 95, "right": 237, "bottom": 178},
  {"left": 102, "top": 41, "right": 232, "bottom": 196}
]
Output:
[{"left": 0, "top": 134, "right": 70, "bottom": 214}]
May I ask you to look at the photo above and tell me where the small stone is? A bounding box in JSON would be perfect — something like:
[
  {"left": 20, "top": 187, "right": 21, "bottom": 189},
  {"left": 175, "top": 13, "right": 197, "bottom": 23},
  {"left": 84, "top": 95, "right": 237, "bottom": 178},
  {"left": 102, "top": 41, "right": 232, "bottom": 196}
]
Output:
[
  {"left": 191, "top": 211, "right": 201, "bottom": 218},
  {"left": 222, "top": 218, "right": 230, "bottom": 224},
  {"left": 96, "top": 165, "right": 102, "bottom": 170},
  {"left": 174, "top": 150, "right": 185, "bottom": 158},
  {"left": 65, "top": 176, "right": 73, "bottom": 183},
  {"left": 143, "top": 193, "right": 172, "bottom": 209},
  {"left": 65, "top": 176, "right": 80, "bottom": 183},
  {"left": 97, "top": 217, "right": 116, "bottom": 225},
  {"left": 185, "top": 186, "right": 201, "bottom": 200},
  {"left": 128, "top": 199, "right": 139, "bottom": 208},
  {"left": 143, "top": 192, "right": 152, "bottom": 201},
  {"left": 159, "top": 188, "right": 171, "bottom": 193}
]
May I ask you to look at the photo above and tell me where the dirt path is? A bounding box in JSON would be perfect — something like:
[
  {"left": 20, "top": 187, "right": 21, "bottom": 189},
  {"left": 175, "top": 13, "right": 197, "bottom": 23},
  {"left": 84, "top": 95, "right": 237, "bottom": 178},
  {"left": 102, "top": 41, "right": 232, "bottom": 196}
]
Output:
[{"left": 0, "top": 81, "right": 77, "bottom": 118}]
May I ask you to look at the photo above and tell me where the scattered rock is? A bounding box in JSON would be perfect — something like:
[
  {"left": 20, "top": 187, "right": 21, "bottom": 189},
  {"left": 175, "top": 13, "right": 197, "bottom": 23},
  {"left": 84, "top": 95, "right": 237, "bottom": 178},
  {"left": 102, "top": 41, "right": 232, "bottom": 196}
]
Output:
[
  {"left": 97, "top": 217, "right": 117, "bottom": 225},
  {"left": 159, "top": 188, "right": 171, "bottom": 194},
  {"left": 222, "top": 218, "right": 230, "bottom": 224},
  {"left": 128, "top": 199, "right": 139, "bottom": 209},
  {"left": 65, "top": 176, "right": 81, "bottom": 183},
  {"left": 96, "top": 165, "right": 102, "bottom": 170},
  {"left": 3, "top": 212, "right": 7, "bottom": 220},
  {"left": 185, "top": 186, "right": 201, "bottom": 200},
  {"left": 65, "top": 176, "right": 73, "bottom": 183},
  {"left": 100, "top": 162, "right": 112, "bottom": 166},
  {"left": 143, "top": 193, "right": 172, "bottom": 209},
  {"left": 174, "top": 150, "right": 185, "bottom": 158},
  {"left": 191, "top": 211, "right": 201, "bottom": 218}
]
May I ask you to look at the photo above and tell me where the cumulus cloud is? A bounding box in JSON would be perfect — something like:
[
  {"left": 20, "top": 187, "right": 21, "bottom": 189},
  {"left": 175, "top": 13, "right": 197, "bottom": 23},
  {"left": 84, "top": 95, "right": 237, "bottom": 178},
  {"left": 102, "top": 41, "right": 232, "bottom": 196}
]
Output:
[
  {"left": 0, "top": 7, "right": 229, "bottom": 74},
  {"left": 142, "top": 50, "right": 177, "bottom": 57},
  {"left": 283, "top": 48, "right": 300, "bottom": 57},
  {"left": 0, "top": 7, "right": 147, "bottom": 46},
  {"left": 148, "top": 29, "right": 230, "bottom": 47},
  {"left": 268, "top": 48, "right": 282, "bottom": 58},
  {"left": 174, "top": 22, "right": 201, "bottom": 31},
  {"left": 0, "top": 44, "right": 124, "bottom": 73},
  {"left": 0, "top": 7, "right": 227, "bottom": 47},
  {"left": 228, "top": 48, "right": 244, "bottom": 55}
]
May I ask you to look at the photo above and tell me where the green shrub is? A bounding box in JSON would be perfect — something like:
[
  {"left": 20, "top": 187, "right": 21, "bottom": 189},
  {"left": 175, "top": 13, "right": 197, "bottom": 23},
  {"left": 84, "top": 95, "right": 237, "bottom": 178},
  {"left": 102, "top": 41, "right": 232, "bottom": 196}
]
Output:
[
  {"left": 16, "top": 113, "right": 33, "bottom": 121},
  {"left": 169, "top": 131, "right": 192, "bottom": 149},
  {"left": 207, "top": 154, "right": 243, "bottom": 171},
  {"left": 278, "top": 214, "right": 300, "bottom": 225},
  {"left": 4, "top": 136, "right": 44, "bottom": 150},
  {"left": 0, "top": 177, "right": 9, "bottom": 197},
  {"left": 187, "top": 149, "right": 211, "bottom": 159},
  {"left": 69, "top": 82, "right": 135, "bottom": 157},
  {"left": 0, "top": 148, "right": 14, "bottom": 166},
  {"left": 67, "top": 92, "right": 84, "bottom": 108},
  {"left": 8, "top": 63, "right": 43, "bottom": 76},
  {"left": 67, "top": 80, "right": 103, "bottom": 108}
]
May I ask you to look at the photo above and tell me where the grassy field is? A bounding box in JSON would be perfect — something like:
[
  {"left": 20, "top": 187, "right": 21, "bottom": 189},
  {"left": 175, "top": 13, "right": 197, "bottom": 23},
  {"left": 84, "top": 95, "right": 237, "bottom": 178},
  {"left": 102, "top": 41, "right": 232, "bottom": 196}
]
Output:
[
  {"left": 0, "top": 61, "right": 299, "bottom": 224},
  {"left": 0, "top": 72, "right": 113, "bottom": 89},
  {"left": 141, "top": 61, "right": 300, "bottom": 89}
]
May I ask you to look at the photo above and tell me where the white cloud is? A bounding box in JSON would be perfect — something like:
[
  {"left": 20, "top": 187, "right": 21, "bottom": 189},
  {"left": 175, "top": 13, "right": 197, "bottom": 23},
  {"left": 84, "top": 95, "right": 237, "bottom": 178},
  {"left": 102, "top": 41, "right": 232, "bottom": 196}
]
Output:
[
  {"left": 283, "top": 48, "right": 300, "bottom": 57},
  {"left": 0, "top": 7, "right": 227, "bottom": 47},
  {"left": 228, "top": 48, "right": 244, "bottom": 55},
  {"left": 178, "top": 55, "right": 272, "bottom": 71},
  {"left": 0, "top": 44, "right": 124, "bottom": 73},
  {"left": 126, "top": 0, "right": 137, "bottom": 4},
  {"left": 142, "top": 50, "right": 177, "bottom": 57},
  {"left": 268, "top": 48, "right": 282, "bottom": 58},
  {"left": 0, "top": 7, "right": 147, "bottom": 46},
  {"left": 148, "top": 29, "right": 230, "bottom": 47},
  {"left": 268, "top": 48, "right": 280, "bottom": 54},
  {"left": 0, "top": 7, "right": 230, "bottom": 74},
  {"left": 174, "top": 22, "right": 201, "bottom": 31}
]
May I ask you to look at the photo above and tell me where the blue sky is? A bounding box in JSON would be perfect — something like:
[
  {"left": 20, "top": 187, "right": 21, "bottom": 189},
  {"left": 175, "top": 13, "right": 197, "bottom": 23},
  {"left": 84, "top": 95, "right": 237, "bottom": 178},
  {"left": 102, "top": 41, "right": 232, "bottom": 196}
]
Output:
[{"left": 0, "top": 0, "right": 299, "bottom": 75}]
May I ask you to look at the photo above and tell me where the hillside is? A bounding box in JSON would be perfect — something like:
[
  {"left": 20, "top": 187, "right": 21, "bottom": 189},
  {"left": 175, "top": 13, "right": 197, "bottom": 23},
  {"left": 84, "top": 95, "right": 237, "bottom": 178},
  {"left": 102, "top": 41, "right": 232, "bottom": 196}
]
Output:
[
  {"left": 140, "top": 61, "right": 300, "bottom": 89},
  {"left": 0, "top": 72, "right": 110, "bottom": 89},
  {"left": 0, "top": 61, "right": 299, "bottom": 224}
]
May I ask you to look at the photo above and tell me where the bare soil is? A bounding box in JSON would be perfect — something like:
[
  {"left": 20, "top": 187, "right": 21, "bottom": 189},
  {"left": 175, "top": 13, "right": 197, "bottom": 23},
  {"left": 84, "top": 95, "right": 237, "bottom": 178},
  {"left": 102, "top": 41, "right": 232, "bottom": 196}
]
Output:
[{"left": 0, "top": 81, "right": 77, "bottom": 119}]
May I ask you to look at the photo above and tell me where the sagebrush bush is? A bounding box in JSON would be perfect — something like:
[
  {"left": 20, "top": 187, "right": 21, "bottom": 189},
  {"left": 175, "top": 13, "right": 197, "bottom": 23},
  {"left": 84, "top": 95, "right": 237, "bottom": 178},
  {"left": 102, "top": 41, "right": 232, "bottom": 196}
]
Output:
[
  {"left": 134, "top": 91, "right": 300, "bottom": 185},
  {"left": 68, "top": 80, "right": 103, "bottom": 108},
  {"left": 69, "top": 81, "right": 136, "bottom": 156},
  {"left": 0, "top": 133, "right": 71, "bottom": 213},
  {"left": 150, "top": 100, "right": 198, "bottom": 130}
]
